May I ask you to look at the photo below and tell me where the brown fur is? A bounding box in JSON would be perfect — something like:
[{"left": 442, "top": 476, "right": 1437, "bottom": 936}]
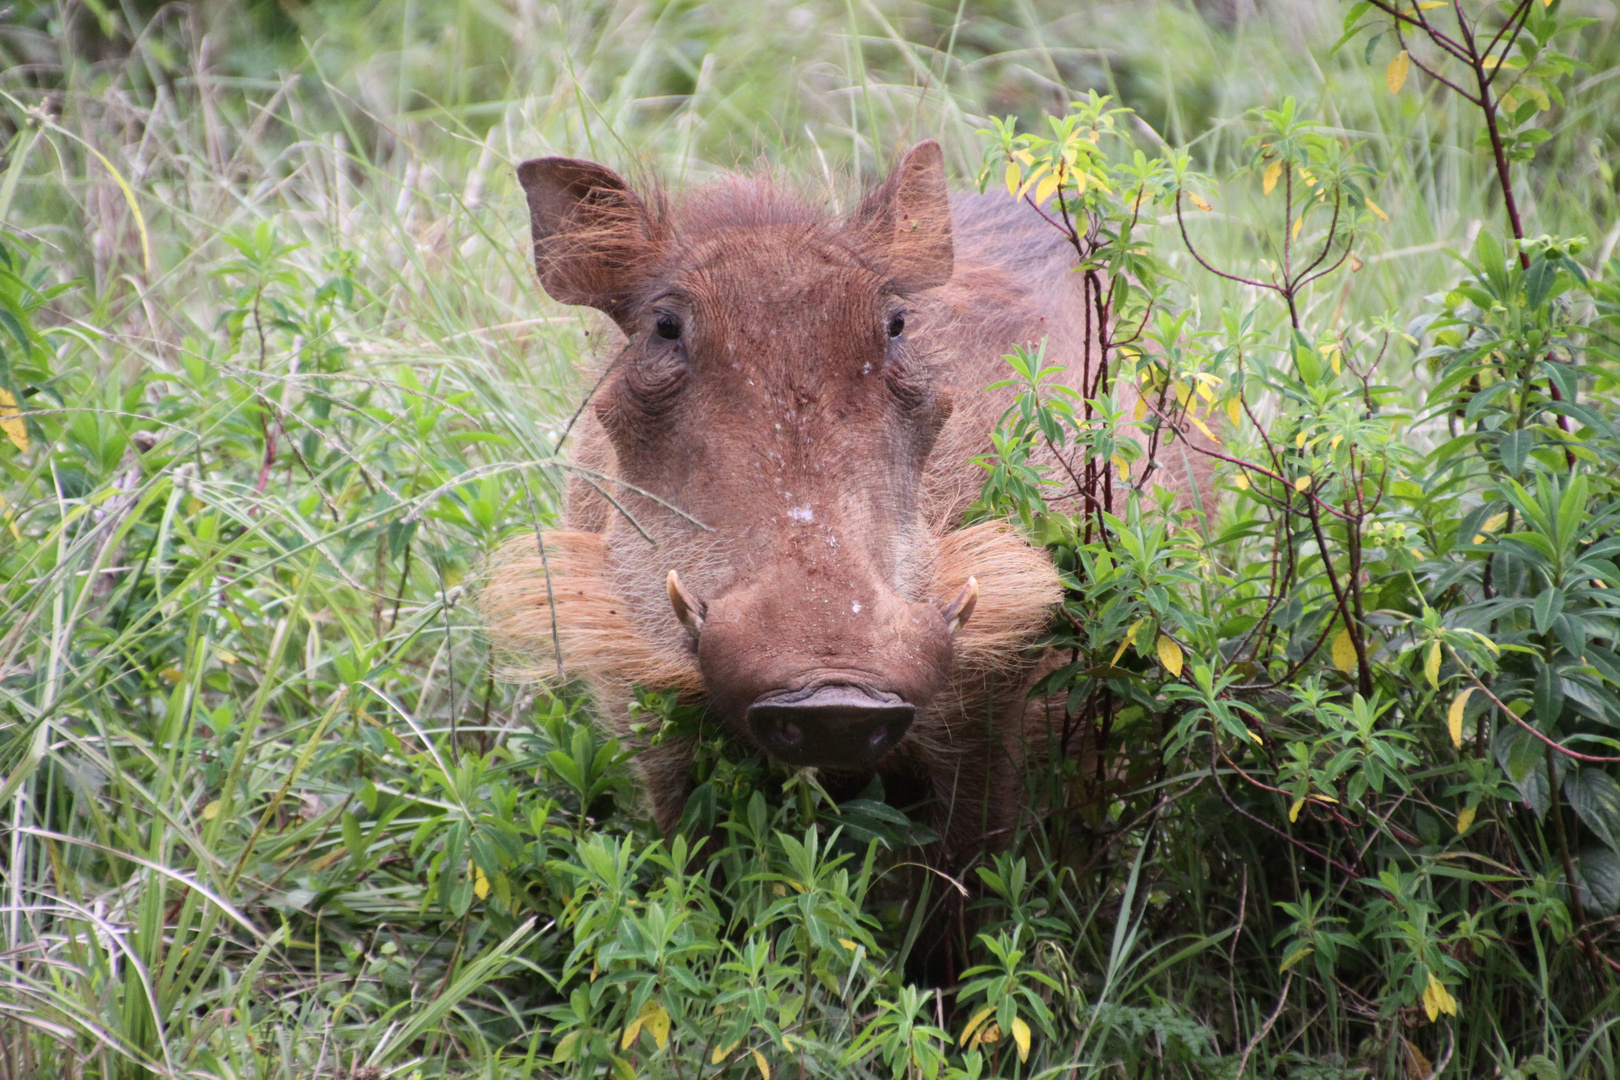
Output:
[{"left": 482, "top": 143, "right": 1209, "bottom": 857}]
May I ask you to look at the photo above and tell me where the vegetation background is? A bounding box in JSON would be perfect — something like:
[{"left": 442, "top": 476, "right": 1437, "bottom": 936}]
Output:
[{"left": 2, "top": 0, "right": 1618, "bottom": 1078}]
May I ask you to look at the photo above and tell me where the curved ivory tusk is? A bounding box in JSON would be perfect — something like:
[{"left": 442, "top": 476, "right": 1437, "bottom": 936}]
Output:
[
  {"left": 942, "top": 577, "right": 978, "bottom": 634},
  {"left": 667, "top": 570, "right": 705, "bottom": 635}
]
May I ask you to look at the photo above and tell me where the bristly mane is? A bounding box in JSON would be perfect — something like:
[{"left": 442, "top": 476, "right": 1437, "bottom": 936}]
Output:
[{"left": 670, "top": 175, "right": 834, "bottom": 236}]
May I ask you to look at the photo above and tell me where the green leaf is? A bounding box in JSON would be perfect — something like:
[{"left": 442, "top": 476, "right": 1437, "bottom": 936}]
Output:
[
  {"left": 1534, "top": 660, "right": 1565, "bottom": 724},
  {"left": 1532, "top": 586, "right": 1564, "bottom": 636},
  {"left": 1498, "top": 429, "right": 1534, "bottom": 476},
  {"left": 1568, "top": 769, "right": 1620, "bottom": 853},
  {"left": 1576, "top": 847, "right": 1620, "bottom": 913},
  {"left": 1496, "top": 725, "right": 1550, "bottom": 819}
]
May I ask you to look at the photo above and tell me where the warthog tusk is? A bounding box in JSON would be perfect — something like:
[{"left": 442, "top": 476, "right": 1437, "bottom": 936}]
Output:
[
  {"left": 667, "top": 570, "right": 705, "bottom": 635},
  {"left": 942, "top": 577, "right": 978, "bottom": 634}
]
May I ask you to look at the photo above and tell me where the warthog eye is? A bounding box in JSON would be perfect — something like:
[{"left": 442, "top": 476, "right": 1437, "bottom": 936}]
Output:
[
  {"left": 655, "top": 313, "right": 682, "bottom": 340},
  {"left": 887, "top": 313, "right": 906, "bottom": 338}
]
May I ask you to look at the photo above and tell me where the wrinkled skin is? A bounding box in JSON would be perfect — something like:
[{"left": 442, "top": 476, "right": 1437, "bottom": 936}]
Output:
[{"left": 493, "top": 142, "right": 1209, "bottom": 858}]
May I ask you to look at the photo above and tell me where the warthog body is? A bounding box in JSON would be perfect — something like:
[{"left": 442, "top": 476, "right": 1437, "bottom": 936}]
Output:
[{"left": 483, "top": 143, "right": 1206, "bottom": 855}]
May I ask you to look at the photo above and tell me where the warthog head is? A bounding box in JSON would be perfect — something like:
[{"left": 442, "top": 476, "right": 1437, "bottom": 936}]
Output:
[{"left": 519, "top": 143, "right": 980, "bottom": 771}]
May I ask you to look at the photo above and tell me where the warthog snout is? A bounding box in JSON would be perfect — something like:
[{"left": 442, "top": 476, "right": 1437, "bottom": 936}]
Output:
[{"left": 746, "top": 685, "right": 916, "bottom": 770}]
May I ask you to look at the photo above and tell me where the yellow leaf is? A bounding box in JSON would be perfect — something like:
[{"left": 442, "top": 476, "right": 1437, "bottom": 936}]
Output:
[
  {"left": 216, "top": 650, "right": 239, "bottom": 664},
  {"left": 1226, "top": 397, "right": 1243, "bottom": 427},
  {"left": 1111, "top": 619, "right": 1142, "bottom": 666},
  {"left": 1157, "top": 634, "right": 1184, "bottom": 678},
  {"left": 471, "top": 862, "right": 490, "bottom": 900},
  {"left": 1016, "top": 162, "right": 1049, "bottom": 201},
  {"left": 838, "top": 938, "right": 858, "bottom": 950},
  {"left": 1366, "top": 198, "right": 1390, "bottom": 222},
  {"left": 202, "top": 800, "right": 221, "bottom": 821},
  {"left": 0, "top": 389, "right": 26, "bottom": 453},
  {"left": 1332, "top": 629, "right": 1357, "bottom": 675},
  {"left": 646, "top": 1004, "right": 671, "bottom": 1051},
  {"left": 1330, "top": 434, "right": 1343, "bottom": 452},
  {"left": 1292, "top": 214, "right": 1303, "bottom": 241},
  {"left": 1233, "top": 472, "right": 1250, "bottom": 491},
  {"left": 1422, "top": 972, "right": 1458, "bottom": 1022},
  {"left": 1035, "top": 171, "right": 1060, "bottom": 205},
  {"left": 961, "top": 1005, "right": 996, "bottom": 1046},
  {"left": 1011, "top": 1017, "right": 1031, "bottom": 1063},
  {"left": 1112, "top": 454, "right": 1129, "bottom": 482},
  {"left": 161, "top": 667, "right": 184, "bottom": 685},
  {"left": 1415, "top": 1, "right": 1446, "bottom": 7},
  {"left": 1188, "top": 192, "right": 1212, "bottom": 212},
  {"left": 752, "top": 1049, "right": 771, "bottom": 1080},
  {"left": 1387, "top": 49, "right": 1410, "bottom": 93},
  {"left": 1294, "top": 475, "right": 1311, "bottom": 492},
  {"left": 1133, "top": 396, "right": 1148, "bottom": 422},
  {"left": 1296, "top": 430, "right": 1308, "bottom": 449},
  {"left": 977, "top": 1022, "right": 1002, "bottom": 1045},
  {"left": 1456, "top": 805, "right": 1476, "bottom": 834},
  {"left": 623, "top": 999, "right": 666, "bottom": 1050},
  {"left": 1188, "top": 414, "right": 1221, "bottom": 446},
  {"left": 1424, "top": 640, "right": 1441, "bottom": 689},
  {"left": 1482, "top": 511, "right": 1509, "bottom": 533},
  {"left": 713, "top": 1041, "right": 740, "bottom": 1065},
  {"left": 1263, "top": 159, "right": 1282, "bottom": 195},
  {"left": 1480, "top": 55, "right": 1499, "bottom": 69},
  {"left": 1447, "top": 687, "right": 1473, "bottom": 748},
  {"left": 1004, "top": 161, "right": 1020, "bottom": 198},
  {"left": 1289, "top": 797, "right": 1305, "bottom": 823},
  {"left": 1279, "top": 944, "right": 1314, "bottom": 973}
]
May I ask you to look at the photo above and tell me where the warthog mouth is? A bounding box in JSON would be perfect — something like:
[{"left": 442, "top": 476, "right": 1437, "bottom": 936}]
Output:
[{"left": 745, "top": 684, "right": 916, "bottom": 771}]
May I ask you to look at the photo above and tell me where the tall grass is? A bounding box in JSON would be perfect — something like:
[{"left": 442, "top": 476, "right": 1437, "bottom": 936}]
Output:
[{"left": 1, "top": 1, "right": 1617, "bottom": 1078}]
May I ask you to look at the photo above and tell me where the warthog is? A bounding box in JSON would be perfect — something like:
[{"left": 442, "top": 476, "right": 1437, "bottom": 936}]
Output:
[{"left": 482, "top": 141, "right": 1207, "bottom": 856}]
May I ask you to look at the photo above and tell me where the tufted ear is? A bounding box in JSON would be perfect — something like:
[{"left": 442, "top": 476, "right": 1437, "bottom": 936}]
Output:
[
  {"left": 516, "top": 157, "right": 660, "bottom": 324},
  {"left": 855, "top": 140, "right": 954, "bottom": 291}
]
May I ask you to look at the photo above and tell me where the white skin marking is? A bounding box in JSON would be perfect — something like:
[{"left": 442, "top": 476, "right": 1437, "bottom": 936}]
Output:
[
  {"left": 851, "top": 601, "right": 862, "bottom": 614},
  {"left": 788, "top": 506, "right": 813, "bottom": 523}
]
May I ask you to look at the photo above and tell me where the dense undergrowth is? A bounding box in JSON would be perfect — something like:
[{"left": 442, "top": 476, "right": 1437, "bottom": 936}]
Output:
[{"left": 2, "top": 1, "right": 1619, "bottom": 1078}]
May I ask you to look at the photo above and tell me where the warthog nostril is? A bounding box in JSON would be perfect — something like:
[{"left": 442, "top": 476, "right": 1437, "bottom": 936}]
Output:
[{"left": 746, "top": 685, "right": 915, "bottom": 770}]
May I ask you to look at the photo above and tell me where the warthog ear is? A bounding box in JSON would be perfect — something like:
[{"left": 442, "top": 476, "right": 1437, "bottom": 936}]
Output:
[
  {"left": 516, "top": 157, "right": 659, "bottom": 324},
  {"left": 857, "top": 140, "right": 954, "bottom": 291}
]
